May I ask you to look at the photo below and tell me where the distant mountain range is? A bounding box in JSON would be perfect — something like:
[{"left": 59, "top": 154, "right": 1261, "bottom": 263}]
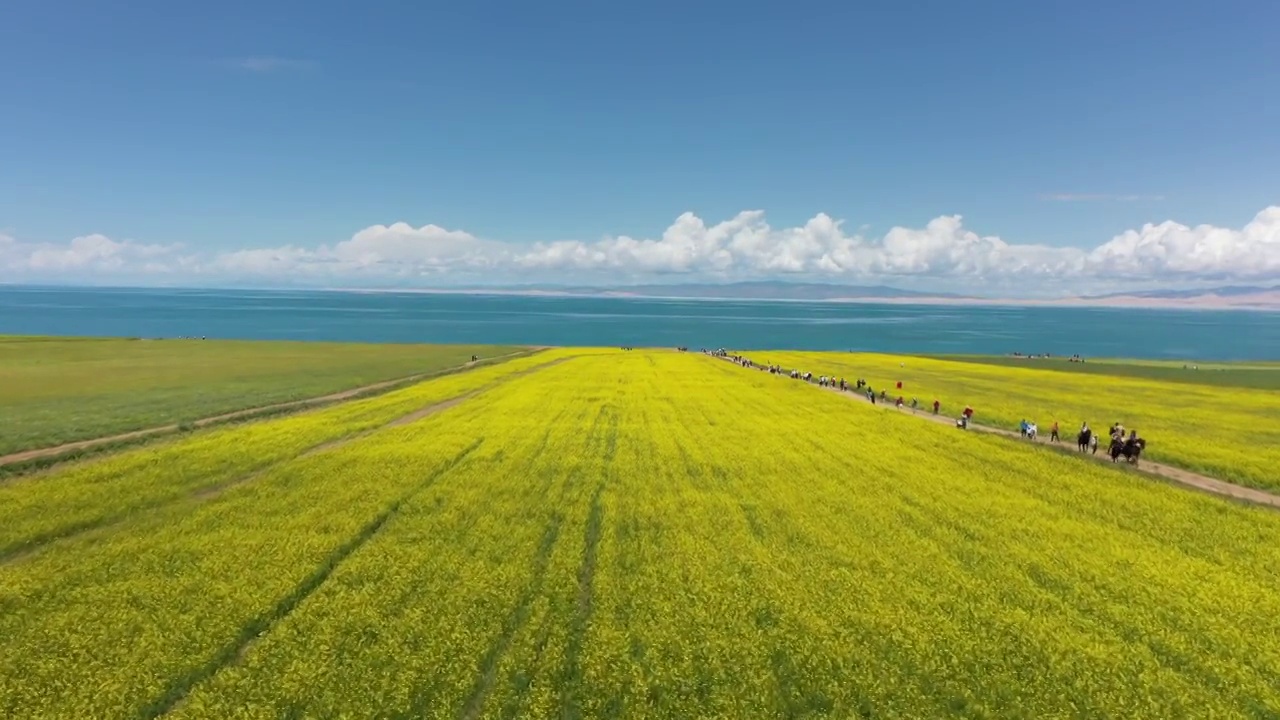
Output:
[
  {"left": 443, "top": 281, "right": 963, "bottom": 301},
  {"left": 416, "top": 281, "right": 1280, "bottom": 310},
  {"left": 1082, "top": 285, "right": 1280, "bottom": 300}
]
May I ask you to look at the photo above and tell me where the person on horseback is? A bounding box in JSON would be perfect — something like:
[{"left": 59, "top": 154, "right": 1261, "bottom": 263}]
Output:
[{"left": 1077, "top": 423, "right": 1091, "bottom": 452}]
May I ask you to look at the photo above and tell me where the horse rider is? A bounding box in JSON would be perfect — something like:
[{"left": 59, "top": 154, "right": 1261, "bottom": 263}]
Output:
[
  {"left": 1077, "top": 423, "right": 1092, "bottom": 452},
  {"left": 1124, "top": 429, "right": 1140, "bottom": 455}
]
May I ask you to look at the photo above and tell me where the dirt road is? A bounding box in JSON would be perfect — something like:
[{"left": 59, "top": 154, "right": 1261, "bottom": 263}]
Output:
[{"left": 0, "top": 350, "right": 537, "bottom": 469}]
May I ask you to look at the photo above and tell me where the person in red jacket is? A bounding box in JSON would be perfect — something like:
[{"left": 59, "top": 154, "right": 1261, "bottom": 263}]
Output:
[{"left": 932, "top": 399, "right": 940, "bottom": 415}]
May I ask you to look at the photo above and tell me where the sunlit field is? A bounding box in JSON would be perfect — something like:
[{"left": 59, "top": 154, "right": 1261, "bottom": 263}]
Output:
[
  {"left": 3, "top": 348, "right": 1279, "bottom": 718},
  {"left": 0, "top": 336, "right": 522, "bottom": 456},
  {"left": 756, "top": 351, "right": 1280, "bottom": 492}
]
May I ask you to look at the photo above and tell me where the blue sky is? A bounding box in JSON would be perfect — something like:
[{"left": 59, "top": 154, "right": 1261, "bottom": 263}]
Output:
[{"left": 1, "top": 0, "right": 1278, "bottom": 293}]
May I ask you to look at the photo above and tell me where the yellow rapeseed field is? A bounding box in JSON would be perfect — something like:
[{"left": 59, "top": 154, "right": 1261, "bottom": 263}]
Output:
[
  {"left": 756, "top": 350, "right": 1280, "bottom": 491},
  {"left": 2, "top": 348, "right": 1279, "bottom": 718},
  {"left": 0, "top": 349, "right": 570, "bottom": 560}
]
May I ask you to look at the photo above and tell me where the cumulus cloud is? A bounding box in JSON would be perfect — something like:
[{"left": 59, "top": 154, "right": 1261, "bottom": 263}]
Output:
[
  {"left": 213, "top": 223, "right": 506, "bottom": 279},
  {"left": 2, "top": 206, "right": 1278, "bottom": 292},
  {"left": 0, "top": 233, "right": 186, "bottom": 277},
  {"left": 1085, "top": 207, "right": 1280, "bottom": 279}
]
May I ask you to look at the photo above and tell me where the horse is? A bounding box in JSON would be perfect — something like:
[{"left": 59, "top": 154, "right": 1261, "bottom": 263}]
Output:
[
  {"left": 1076, "top": 430, "right": 1092, "bottom": 452},
  {"left": 1109, "top": 437, "right": 1146, "bottom": 465},
  {"left": 1121, "top": 438, "right": 1146, "bottom": 465}
]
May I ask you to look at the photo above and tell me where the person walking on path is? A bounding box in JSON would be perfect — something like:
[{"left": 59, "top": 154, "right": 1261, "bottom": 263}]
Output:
[
  {"left": 932, "top": 399, "right": 940, "bottom": 415},
  {"left": 1050, "top": 421, "right": 1060, "bottom": 443}
]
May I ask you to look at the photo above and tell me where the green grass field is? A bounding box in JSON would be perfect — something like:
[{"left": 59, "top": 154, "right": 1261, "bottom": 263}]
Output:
[
  {"left": 2, "top": 348, "right": 1279, "bottom": 718},
  {"left": 0, "top": 336, "right": 523, "bottom": 456},
  {"left": 933, "top": 354, "right": 1280, "bottom": 390},
  {"left": 757, "top": 351, "right": 1280, "bottom": 492}
]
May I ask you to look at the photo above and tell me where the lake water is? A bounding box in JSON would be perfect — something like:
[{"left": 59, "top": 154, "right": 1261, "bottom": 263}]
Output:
[{"left": 1, "top": 286, "right": 1277, "bottom": 360}]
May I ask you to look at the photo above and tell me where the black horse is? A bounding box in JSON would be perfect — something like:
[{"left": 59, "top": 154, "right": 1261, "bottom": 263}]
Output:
[{"left": 1109, "top": 437, "right": 1146, "bottom": 465}]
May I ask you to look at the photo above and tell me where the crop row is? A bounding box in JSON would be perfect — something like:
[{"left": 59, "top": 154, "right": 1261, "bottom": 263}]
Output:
[
  {"left": 0, "top": 349, "right": 568, "bottom": 560},
  {"left": 171, "top": 356, "right": 613, "bottom": 718},
  {"left": 0, "top": 352, "right": 593, "bottom": 718},
  {"left": 754, "top": 350, "right": 1280, "bottom": 491},
  {"left": 6, "top": 349, "right": 1280, "bottom": 717}
]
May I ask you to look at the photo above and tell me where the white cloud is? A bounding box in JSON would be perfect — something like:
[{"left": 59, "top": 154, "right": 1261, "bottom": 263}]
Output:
[
  {"left": 1085, "top": 207, "right": 1280, "bottom": 279},
  {"left": 3, "top": 206, "right": 1278, "bottom": 293},
  {"left": 1, "top": 233, "right": 185, "bottom": 276},
  {"left": 213, "top": 223, "right": 506, "bottom": 279}
]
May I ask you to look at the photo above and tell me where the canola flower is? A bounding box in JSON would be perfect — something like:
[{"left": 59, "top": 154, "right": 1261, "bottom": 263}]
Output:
[
  {"left": 2, "top": 349, "right": 1280, "bottom": 718},
  {"left": 0, "top": 350, "right": 564, "bottom": 559},
  {"left": 758, "top": 350, "right": 1280, "bottom": 491}
]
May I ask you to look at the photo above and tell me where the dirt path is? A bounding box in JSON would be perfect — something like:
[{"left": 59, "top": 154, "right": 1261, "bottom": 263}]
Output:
[
  {"left": 717, "top": 357, "right": 1280, "bottom": 510},
  {"left": 0, "top": 350, "right": 537, "bottom": 469}
]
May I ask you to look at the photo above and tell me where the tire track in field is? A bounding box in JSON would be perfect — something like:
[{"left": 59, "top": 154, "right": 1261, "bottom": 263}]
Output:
[
  {"left": 1, "top": 358, "right": 576, "bottom": 567},
  {"left": 0, "top": 395, "right": 475, "bottom": 566},
  {"left": 146, "top": 438, "right": 487, "bottom": 719},
  {"left": 712, "top": 355, "right": 1280, "bottom": 510},
  {"left": 456, "top": 510, "right": 568, "bottom": 720},
  {"left": 559, "top": 483, "right": 606, "bottom": 720},
  {"left": 455, "top": 398, "right": 612, "bottom": 719},
  {"left": 0, "top": 350, "right": 540, "bottom": 471}
]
